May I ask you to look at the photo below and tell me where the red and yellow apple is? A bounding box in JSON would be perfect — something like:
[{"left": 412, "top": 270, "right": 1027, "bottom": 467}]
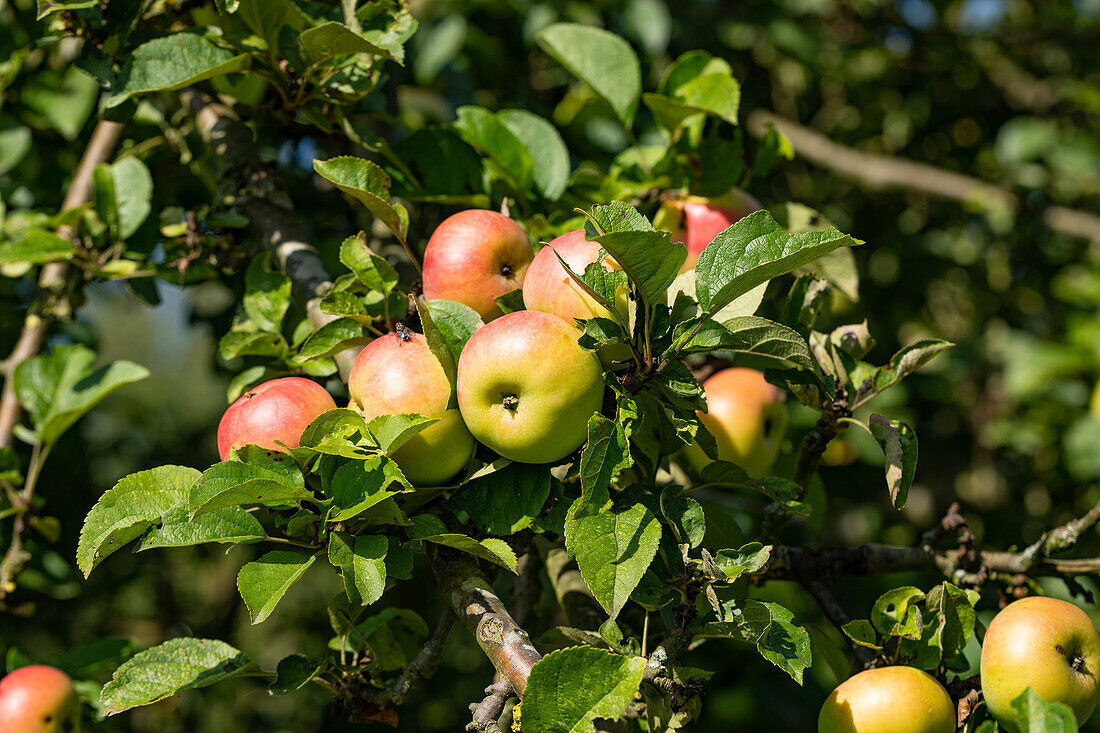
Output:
[
  {"left": 422, "top": 209, "right": 533, "bottom": 321},
  {"left": 655, "top": 188, "right": 762, "bottom": 271},
  {"left": 818, "top": 665, "right": 955, "bottom": 733},
  {"left": 522, "top": 229, "right": 631, "bottom": 364},
  {"left": 457, "top": 310, "right": 604, "bottom": 463},
  {"left": 0, "top": 665, "right": 82, "bottom": 733},
  {"left": 217, "top": 377, "right": 337, "bottom": 460},
  {"left": 981, "top": 596, "right": 1100, "bottom": 732},
  {"left": 685, "top": 367, "right": 787, "bottom": 476},
  {"left": 349, "top": 330, "right": 475, "bottom": 485}
]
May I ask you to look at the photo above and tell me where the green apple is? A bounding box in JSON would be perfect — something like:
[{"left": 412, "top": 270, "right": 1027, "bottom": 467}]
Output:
[
  {"left": 456, "top": 310, "right": 604, "bottom": 463},
  {"left": 818, "top": 665, "right": 956, "bottom": 733},
  {"left": 981, "top": 596, "right": 1100, "bottom": 732},
  {"left": 217, "top": 377, "right": 337, "bottom": 460},
  {"left": 349, "top": 329, "right": 475, "bottom": 485},
  {"left": 685, "top": 367, "right": 787, "bottom": 476},
  {"left": 654, "top": 188, "right": 762, "bottom": 272},
  {"left": 0, "top": 665, "right": 82, "bottom": 733},
  {"left": 422, "top": 209, "right": 534, "bottom": 321},
  {"left": 521, "top": 229, "right": 631, "bottom": 365}
]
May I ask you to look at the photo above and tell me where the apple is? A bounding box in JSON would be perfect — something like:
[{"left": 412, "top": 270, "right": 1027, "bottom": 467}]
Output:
[
  {"left": 456, "top": 310, "right": 604, "bottom": 463},
  {"left": 685, "top": 367, "right": 787, "bottom": 476},
  {"left": 521, "top": 229, "right": 631, "bottom": 364},
  {"left": 0, "top": 665, "right": 82, "bottom": 733},
  {"left": 217, "top": 377, "right": 337, "bottom": 460},
  {"left": 1091, "top": 381, "right": 1100, "bottom": 417},
  {"left": 818, "top": 665, "right": 955, "bottom": 733},
  {"left": 981, "top": 596, "right": 1100, "bottom": 732},
  {"left": 422, "top": 209, "right": 534, "bottom": 321},
  {"left": 654, "top": 188, "right": 762, "bottom": 271},
  {"left": 822, "top": 437, "right": 859, "bottom": 467},
  {"left": 349, "top": 329, "right": 475, "bottom": 485}
]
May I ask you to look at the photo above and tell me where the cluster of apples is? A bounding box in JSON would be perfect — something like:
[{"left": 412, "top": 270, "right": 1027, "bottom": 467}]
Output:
[
  {"left": 217, "top": 190, "right": 775, "bottom": 483},
  {"left": 820, "top": 596, "right": 1100, "bottom": 733}
]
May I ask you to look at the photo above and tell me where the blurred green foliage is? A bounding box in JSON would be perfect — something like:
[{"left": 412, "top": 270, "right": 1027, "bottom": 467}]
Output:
[{"left": 1, "top": 0, "right": 1098, "bottom": 730}]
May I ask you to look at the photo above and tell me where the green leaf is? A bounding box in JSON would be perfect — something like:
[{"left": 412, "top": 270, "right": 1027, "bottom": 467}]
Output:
[
  {"left": 314, "top": 157, "right": 408, "bottom": 244},
  {"left": 325, "top": 456, "right": 407, "bottom": 523},
  {"left": 454, "top": 106, "right": 534, "bottom": 192},
  {"left": 22, "top": 66, "right": 98, "bottom": 140},
  {"left": 694, "top": 210, "right": 862, "bottom": 315},
  {"left": 77, "top": 466, "right": 200, "bottom": 576},
  {"left": 522, "top": 646, "right": 647, "bottom": 733},
  {"left": 868, "top": 415, "right": 918, "bottom": 510},
  {"left": 109, "top": 157, "right": 153, "bottom": 239},
  {"left": 696, "top": 462, "right": 810, "bottom": 516},
  {"left": 497, "top": 109, "right": 570, "bottom": 200},
  {"left": 107, "top": 34, "right": 249, "bottom": 108},
  {"left": 136, "top": 505, "right": 264, "bottom": 551},
  {"left": 296, "top": 317, "right": 371, "bottom": 361},
  {"left": 367, "top": 413, "right": 438, "bottom": 455},
  {"left": 871, "top": 586, "right": 925, "bottom": 638},
  {"left": 1010, "top": 688, "right": 1078, "bottom": 732},
  {"left": 299, "top": 21, "right": 397, "bottom": 62},
  {"left": 644, "top": 70, "right": 741, "bottom": 131},
  {"left": 537, "top": 23, "right": 642, "bottom": 129},
  {"left": 415, "top": 297, "right": 458, "bottom": 397},
  {"left": 574, "top": 414, "right": 631, "bottom": 517},
  {"left": 449, "top": 462, "right": 553, "bottom": 535},
  {"left": 0, "top": 127, "right": 32, "bottom": 176},
  {"left": 425, "top": 299, "right": 483, "bottom": 366},
  {"left": 237, "top": 550, "right": 317, "bottom": 624},
  {"left": 840, "top": 619, "right": 881, "bottom": 650},
  {"left": 243, "top": 254, "right": 292, "bottom": 333},
  {"left": 327, "top": 607, "right": 427, "bottom": 670},
  {"left": 713, "top": 543, "right": 771, "bottom": 582},
  {"left": 269, "top": 654, "right": 324, "bottom": 695},
  {"left": 328, "top": 532, "right": 387, "bottom": 606},
  {"left": 0, "top": 229, "right": 76, "bottom": 265},
  {"left": 700, "top": 598, "right": 812, "bottom": 683},
  {"left": 419, "top": 534, "right": 518, "bottom": 573},
  {"left": 219, "top": 330, "right": 287, "bottom": 360},
  {"left": 591, "top": 228, "right": 685, "bottom": 306},
  {"left": 100, "top": 638, "right": 253, "bottom": 714},
  {"left": 339, "top": 233, "right": 399, "bottom": 291},
  {"left": 864, "top": 339, "right": 954, "bottom": 401},
  {"left": 588, "top": 201, "right": 654, "bottom": 234},
  {"left": 188, "top": 459, "right": 311, "bottom": 518},
  {"left": 14, "top": 344, "right": 149, "bottom": 445},
  {"left": 565, "top": 502, "right": 661, "bottom": 619},
  {"left": 678, "top": 316, "right": 816, "bottom": 371}
]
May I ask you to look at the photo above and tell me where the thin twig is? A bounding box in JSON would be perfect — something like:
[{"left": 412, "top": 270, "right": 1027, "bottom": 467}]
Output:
[
  {"left": 467, "top": 679, "right": 511, "bottom": 733},
  {"left": 371, "top": 611, "right": 455, "bottom": 705}
]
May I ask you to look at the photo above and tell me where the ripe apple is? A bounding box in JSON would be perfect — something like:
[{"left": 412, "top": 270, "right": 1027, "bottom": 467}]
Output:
[
  {"left": 685, "top": 367, "right": 787, "bottom": 477},
  {"left": 456, "top": 310, "right": 604, "bottom": 463},
  {"left": 422, "top": 209, "right": 534, "bottom": 321},
  {"left": 981, "top": 596, "right": 1100, "bottom": 732},
  {"left": 217, "top": 377, "right": 337, "bottom": 460},
  {"left": 0, "top": 665, "right": 82, "bottom": 733},
  {"left": 521, "top": 229, "right": 631, "bottom": 364},
  {"left": 654, "top": 188, "right": 762, "bottom": 271},
  {"left": 349, "top": 329, "right": 475, "bottom": 485},
  {"left": 818, "top": 665, "right": 955, "bottom": 733}
]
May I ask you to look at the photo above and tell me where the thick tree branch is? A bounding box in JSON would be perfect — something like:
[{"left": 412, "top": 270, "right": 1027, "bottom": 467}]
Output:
[
  {"left": 428, "top": 546, "right": 541, "bottom": 697},
  {"left": 747, "top": 111, "right": 1100, "bottom": 243},
  {"left": 186, "top": 92, "right": 358, "bottom": 377},
  {"left": 186, "top": 90, "right": 543, "bottom": 698},
  {"left": 0, "top": 119, "right": 124, "bottom": 447}
]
